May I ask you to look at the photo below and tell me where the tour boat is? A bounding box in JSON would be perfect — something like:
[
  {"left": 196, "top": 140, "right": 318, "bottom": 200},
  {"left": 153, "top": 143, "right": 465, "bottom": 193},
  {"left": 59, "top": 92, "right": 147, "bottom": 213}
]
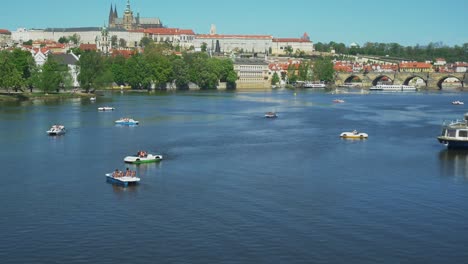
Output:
[
  {"left": 340, "top": 130, "right": 368, "bottom": 139},
  {"left": 115, "top": 118, "right": 139, "bottom": 125},
  {"left": 452, "top": 101, "right": 464, "bottom": 105},
  {"left": 105, "top": 171, "right": 140, "bottom": 187},
  {"left": 438, "top": 113, "right": 468, "bottom": 149},
  {"left": 47, "top": 125, "right": 66, "bottom": 136},
  {"left": 98, "top": 106, "right": 115, "bottom": 111},
  {"left": 304, "top": 81, "right": 326, "bottom": 88},
  {"left": 124, "top": 151, "right": 163, "bottom": 164},
  {"left": 265, "top": 112, "right": 278, "bottom": 118},
  {"left": 333, "top": 99, "right": 345, "bottom": 103},
  {"left": 369, "top": 83, "right": 416, "bottom": 92}
]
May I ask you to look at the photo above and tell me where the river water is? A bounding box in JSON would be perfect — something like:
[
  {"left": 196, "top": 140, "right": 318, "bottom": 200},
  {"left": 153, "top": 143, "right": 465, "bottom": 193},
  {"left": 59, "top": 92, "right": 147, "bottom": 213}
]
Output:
[{"left": 1, "top": 89, "right": 468, "bottom": 263}]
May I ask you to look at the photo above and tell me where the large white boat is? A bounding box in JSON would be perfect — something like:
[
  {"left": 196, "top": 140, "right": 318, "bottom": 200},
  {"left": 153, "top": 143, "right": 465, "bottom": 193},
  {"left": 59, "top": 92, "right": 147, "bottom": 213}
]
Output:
[
  {"left": 438, "top": 113, "right": 468, "bottom": 149},
  {"left": 304, "top": 81, "right": 326, "bottom": 88},
  {"left": 370, "top": 83, "right": 416, "bottom": 92}
]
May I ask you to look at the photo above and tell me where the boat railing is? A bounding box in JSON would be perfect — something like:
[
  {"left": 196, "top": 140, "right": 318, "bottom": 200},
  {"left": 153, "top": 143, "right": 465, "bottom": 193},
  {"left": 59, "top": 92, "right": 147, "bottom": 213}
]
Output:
[{"left": 442, "top": 119, "right": 467, "bottom": 127}]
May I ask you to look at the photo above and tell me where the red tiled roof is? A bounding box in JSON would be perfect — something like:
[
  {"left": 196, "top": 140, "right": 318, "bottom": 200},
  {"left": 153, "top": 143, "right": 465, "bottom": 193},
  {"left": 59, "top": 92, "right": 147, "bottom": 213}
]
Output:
[
  {"left": 79, "top": 44, "right": 97, "bottom": 51},
  {"left": 0, "top": 29, "right": 11, "bottom": 34},
  {"left": 273, "top": 38, "right": 311, "bottom": 43},
  {"left": 399, "top": 62, "right": 432, "bottom": 69},
  {"left": 145, "top": 28, "right": 195, "bottom": 35},
  {"left": 334, "top": 65, "right": 353, "bottom": 72},
  {"left": 111, "top": 49, "right": 136, "bottom": 58},
  {"left": 196, "top": 34, "right": 272, "bottom": 40}
]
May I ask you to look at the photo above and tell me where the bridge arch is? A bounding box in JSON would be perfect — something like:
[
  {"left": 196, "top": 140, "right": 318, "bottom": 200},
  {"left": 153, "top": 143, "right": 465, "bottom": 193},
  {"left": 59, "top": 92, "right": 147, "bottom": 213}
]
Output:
[
  {"left": 437, "top": 76, "right": 464, "bottom": 90},
  {"left": 344, "top": 75, "right": 363, "bottom": 84},
  {"left": 403, "top": 75, "right": 427, "bottom": 87},
  {"left": 372, "top": 75, "right": 393, "bottom": 86}
]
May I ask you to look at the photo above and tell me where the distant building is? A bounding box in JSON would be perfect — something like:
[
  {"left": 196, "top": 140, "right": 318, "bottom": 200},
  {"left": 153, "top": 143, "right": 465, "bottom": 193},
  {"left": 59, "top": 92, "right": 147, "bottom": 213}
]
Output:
[
  {"left": 399, "top": 62, "right": 434, "bottom": 73},
  {"left": 195, "top": 32, "right": 272, "bottom": 54},
  {"left": 144, "top": 28, "right": 195, "bottom": 49},
  {"left": 234, "top": 58, "right": 270, "bottom": 89},
  {"left": 434, "top": 58, "right": 447, "bottom": 66},
  {"left": 0, "top": 29, "right": 11, "bottom": 47},
  {"left": 453, "top": 62, "right": 468, "bottom": 73},
  {"left": 108, "top": 0, "right": 163, "bottom": 30},
  {"left": 271, "top": 33, "right": 314, "bottom": 55}
]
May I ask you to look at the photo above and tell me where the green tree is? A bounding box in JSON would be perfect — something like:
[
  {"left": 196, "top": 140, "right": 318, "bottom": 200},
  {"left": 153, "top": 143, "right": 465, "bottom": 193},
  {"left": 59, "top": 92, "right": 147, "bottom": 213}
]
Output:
[
  {"left": 23, "top": 40, "right": 33, "bottom": 46},
  {"left": 110, "top": 55, "right": 127, "bottom": 86},
  {"left": 77, "top": 51, "right": 110, "bottom": 92},
  {"left": 58, "top": 36, "right": 68, "bottom": 44},
  {"left": 284, "top": 45, "right": 293, "bottom": 56},
  {"left": 125, "top": 54, "right": 153, "bottom": 89},
  {"left": 69, "top": 34, "right": 80, "bottom": 45},
  {"left": 111, "top": 35, "right": 118, "bottom": 48},
  {"left": 172, "top": 59, "right": 190, "bottom": 89},
  {"left": 11, "top": 49, "right": 35, "bottom": 91},
  {"left": 119, "top": 38, "right": 127, "bottom": 48},
  {"left": 0, "top": 51, "right": 23, "bottom": 92},
  {"left": 313, "top": 57, "right": 334, "bottom": 82},
  {"left": 271, "top": 72, "right": 280, "bottom": 85},
  {"left": 201, "top": 42, "right": 207, "bottom": 52},
  {"left": 140, "top": 37, "right": 153, "bottom": 48},
  {"left": 36, "top": 57, "right": 65, "bottom": 93}
]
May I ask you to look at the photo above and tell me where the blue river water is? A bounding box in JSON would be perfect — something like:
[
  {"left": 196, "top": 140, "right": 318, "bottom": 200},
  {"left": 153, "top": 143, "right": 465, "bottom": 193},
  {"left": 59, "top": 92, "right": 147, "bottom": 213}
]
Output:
[{"left": 1, "top": 89, "right": 468, "bottom": 263}]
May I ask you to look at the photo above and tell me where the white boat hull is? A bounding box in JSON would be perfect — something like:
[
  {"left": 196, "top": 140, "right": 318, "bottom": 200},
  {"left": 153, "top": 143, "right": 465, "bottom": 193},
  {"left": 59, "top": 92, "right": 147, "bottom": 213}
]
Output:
[{"left": 124, "top": 154, "right": 163, "bottom": 164}]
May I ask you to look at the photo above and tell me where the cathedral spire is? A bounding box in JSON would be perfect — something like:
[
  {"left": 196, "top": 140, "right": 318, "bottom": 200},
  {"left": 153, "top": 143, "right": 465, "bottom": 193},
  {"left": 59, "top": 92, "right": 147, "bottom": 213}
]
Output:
[
  {"left": 125, "top": 0, "right": 131, "bottom": 13},
  {"left": 108, "top": 4, "right": 114, "bottom": 25},
  {"left": 114, "top": 3, "right": 118, "bottom": 19}
]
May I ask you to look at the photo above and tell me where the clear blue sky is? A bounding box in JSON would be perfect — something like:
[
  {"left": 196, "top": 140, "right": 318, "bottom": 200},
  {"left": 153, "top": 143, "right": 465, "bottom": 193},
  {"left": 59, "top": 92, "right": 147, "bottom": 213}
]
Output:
[{"left": 1, "top": 0, "right": 467, "bottom": 46}]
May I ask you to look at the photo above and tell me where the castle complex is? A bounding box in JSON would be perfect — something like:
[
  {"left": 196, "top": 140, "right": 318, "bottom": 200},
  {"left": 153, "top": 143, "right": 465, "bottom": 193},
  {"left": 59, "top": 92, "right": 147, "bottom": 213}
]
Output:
[{"left": 108, "top": 0, "right": 163, "bottom": 30}]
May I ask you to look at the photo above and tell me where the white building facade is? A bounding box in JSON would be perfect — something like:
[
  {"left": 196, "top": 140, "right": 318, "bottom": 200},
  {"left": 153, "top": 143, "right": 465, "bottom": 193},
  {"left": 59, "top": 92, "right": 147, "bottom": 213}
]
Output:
[
  {"left": 271, "top": 33, "right": 314, "bottom": 55},
  {"left": 194, "top": 34, "right": 273, "bottom": 54}
]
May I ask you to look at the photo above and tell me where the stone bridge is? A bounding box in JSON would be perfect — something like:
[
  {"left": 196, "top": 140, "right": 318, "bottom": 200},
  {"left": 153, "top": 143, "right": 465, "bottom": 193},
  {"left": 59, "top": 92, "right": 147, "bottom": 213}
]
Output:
[{"left": 335, "top": 72, "right": 467, "bottom": 89}]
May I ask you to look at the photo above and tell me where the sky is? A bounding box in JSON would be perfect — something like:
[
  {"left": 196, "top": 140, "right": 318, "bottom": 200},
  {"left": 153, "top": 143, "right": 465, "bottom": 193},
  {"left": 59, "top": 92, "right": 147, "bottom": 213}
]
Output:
[{"left": 1, "top": 0, "right": 467, "bottom": 46}]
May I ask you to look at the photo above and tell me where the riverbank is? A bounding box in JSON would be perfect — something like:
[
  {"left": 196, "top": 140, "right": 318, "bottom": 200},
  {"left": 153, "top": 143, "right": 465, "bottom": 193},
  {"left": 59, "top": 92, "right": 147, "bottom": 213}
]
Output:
[{"left": 0, "top": 91, "right": 96, "bottom": 102}]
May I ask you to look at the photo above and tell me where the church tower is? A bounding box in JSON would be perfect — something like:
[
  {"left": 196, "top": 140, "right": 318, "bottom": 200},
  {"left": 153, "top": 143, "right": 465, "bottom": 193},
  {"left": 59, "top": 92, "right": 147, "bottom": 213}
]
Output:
[
  {"left": 123, "top": 0, "right": 134, "bottom": 30},
  {"left": 97, "top": 25, "right": 111, "bottom": 55},
  {"left": 108, "top": 4, "right": 114, "bottom": 27}
]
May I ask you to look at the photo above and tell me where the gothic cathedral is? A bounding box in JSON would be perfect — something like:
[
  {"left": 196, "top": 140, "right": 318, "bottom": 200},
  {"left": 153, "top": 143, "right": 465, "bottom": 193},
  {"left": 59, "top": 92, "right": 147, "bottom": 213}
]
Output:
[{"left": 108, "top": 0, "right": 163, "bottom": 30}]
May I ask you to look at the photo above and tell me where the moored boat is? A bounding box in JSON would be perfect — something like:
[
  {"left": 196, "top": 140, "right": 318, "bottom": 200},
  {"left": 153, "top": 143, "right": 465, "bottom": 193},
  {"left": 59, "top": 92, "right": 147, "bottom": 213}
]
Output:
[
  {"left": 304, "top": 81, "right": 326, "bottom": 88},
  {"left": 115, "top": 118, "right": 139, "bottom": 125},
  {"left": 106, "top": 170, "right": 140, "bottom": 187},
  {"left": 124, "top": 151, "right": 163, "bottom": 164},
  {"left": 340, "top": 130, "right": 368, "bottom": 139},
  {"left": 438, "top": 113, "right": 468, "bottom": 149},
  {"left": 47, "top": 125, "right": 66, "bottom": 136},
  {"left": 265, "top": 112, "right": 278, "bottom": 118},
  {"left": 370, "top": 82, "right": 416, "bottom": 92},
  {"left": 98, "top": 106, "right": 115, "bottom": 111}
]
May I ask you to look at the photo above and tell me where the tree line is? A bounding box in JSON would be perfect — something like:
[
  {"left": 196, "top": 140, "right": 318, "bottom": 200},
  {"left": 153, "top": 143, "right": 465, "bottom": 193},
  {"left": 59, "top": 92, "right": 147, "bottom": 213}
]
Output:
[
  {"left": 315, "top": 41, "right": 468, "bottom": 63},
  {"left": 0, "top": 43, "right": 238, "bottom": 93}
]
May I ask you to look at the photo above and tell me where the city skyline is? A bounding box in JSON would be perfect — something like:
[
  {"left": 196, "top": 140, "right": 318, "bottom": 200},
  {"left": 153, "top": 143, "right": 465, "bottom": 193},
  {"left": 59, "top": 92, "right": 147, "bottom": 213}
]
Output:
[{"left": 1, "top": 0, "right": 467, "bottom": 46}]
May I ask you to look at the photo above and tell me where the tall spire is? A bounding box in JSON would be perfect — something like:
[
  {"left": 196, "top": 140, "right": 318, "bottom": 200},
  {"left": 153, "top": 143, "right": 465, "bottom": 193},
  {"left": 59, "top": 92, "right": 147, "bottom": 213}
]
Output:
[
  {"left": 108, "top": 4, "right": 114, "bottom": 25},
  {"left": 125, "top": 0, "right": 131, "bottom": 13},
  {"left": 114, "top": 3, "right": 118, "bottom": 18}
]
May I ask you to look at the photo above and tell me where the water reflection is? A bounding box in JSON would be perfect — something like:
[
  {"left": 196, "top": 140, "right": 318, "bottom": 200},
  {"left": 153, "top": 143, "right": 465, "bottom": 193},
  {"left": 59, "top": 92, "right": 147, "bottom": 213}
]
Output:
[
  {"left": 111, "top": 183, "right": 139, "bottom": 195},
  {"left": 439, "top": 149, "right": 468, "bottom": 179}
]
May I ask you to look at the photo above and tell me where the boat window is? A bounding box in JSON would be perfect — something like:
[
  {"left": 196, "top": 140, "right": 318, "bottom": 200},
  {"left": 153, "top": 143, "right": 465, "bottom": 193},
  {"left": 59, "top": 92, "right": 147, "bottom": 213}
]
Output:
[
  {"left": 458, "top": 130, "right": 468, "bottom": 138},
  {"left": 447, "top": 129, "right": 457, "bottom": 137}
]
